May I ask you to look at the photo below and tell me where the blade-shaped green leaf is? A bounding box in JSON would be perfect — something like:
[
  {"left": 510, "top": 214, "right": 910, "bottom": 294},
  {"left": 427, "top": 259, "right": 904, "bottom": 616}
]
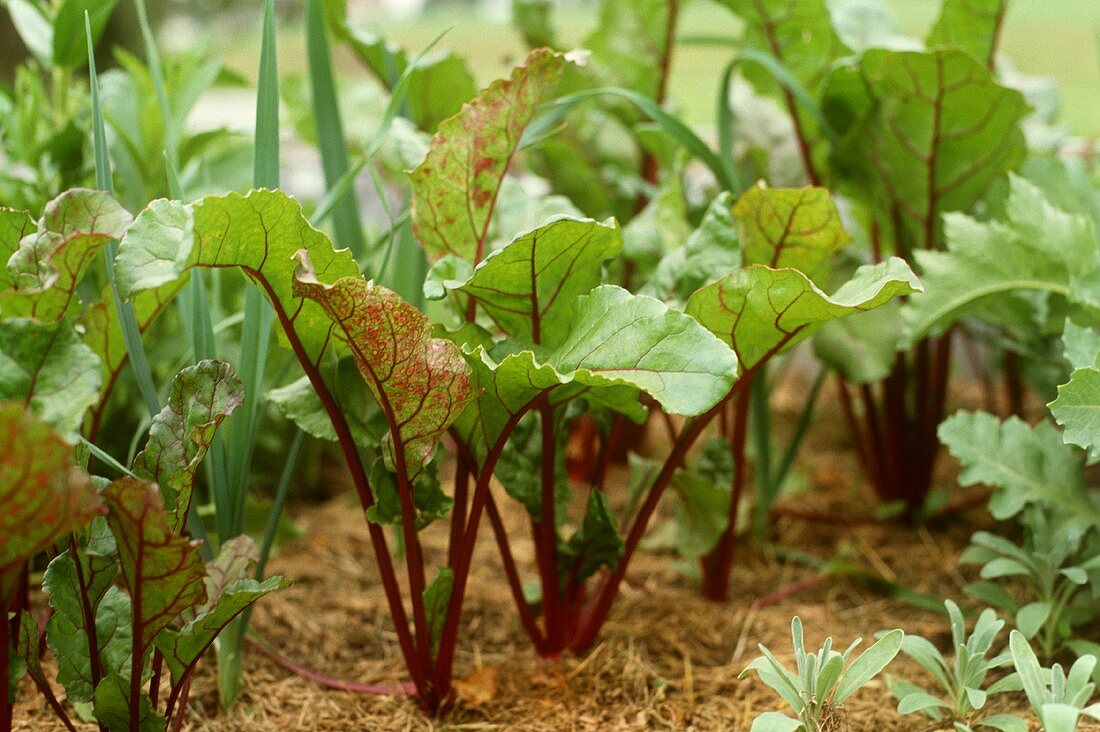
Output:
[
  {"left": 0, "top": 318, "right": 102, "bottom": 434},
  {"left": 292, "top": 252, "right": 475, "bottom": 477},
  {"left": 410, "top": 47, "right": 566, "bottom": 263},
  {"left": 833, "top": 628, "right": 903, "bottom": 703},
  {"left": 155, "top": 535, "right": 287, "bottom": 684},
  {"left": 939, "top": 411, "right": 1100, "bottom": 526},
  {"left": 115, "top": 190, "right": 361, "bottom": 364},
  {"left": 2, "top": 188, "right": 131, "bottom": 321},
  {"left": 0, "top": 401, "right": 102, "bottom": 603},
  {"left": 824, "top": 48, "right": 1028, "bottom": 252},
  {"left": 734, "top": 183, "right": 850, "bottom": 280},
  {"left": 102, "top": 478, "right": 207, "bottom": 660},
  {"left": 551, "top": 285, "right": 739, "bottom": 415},
  {"left": 454, "top": 217, "right": 622, "bottom": 349},
  {"left": 687, "top": 259, "right": 921, "bottom": 372},
  {"left": 904, "top": 176, "right": 1099, "bottom": 341},
  {"left": 132, "top": 360, "right": 245, "bottom": 531},
  {"left": 926, "top": 0, "right": 1007, "bottom": 68}
]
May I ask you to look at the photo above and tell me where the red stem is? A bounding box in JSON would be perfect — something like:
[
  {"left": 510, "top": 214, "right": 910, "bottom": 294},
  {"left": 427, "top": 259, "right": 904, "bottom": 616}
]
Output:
[
  {"left": 447, "top": 456, "right": 470, "bottom": 570},
  {"left": 700, "top": 375, "right": 752, "bottom": 602},
  {"left": 569, "top": 383, "right": 742, "bottom": 652},
  {"left": 248, "top": 271, "right": 427, "bottom": 697},
  {"left": 432, "top": 401, "right": 542, "bottom": 703},
  {"left": 247, "top": 635, "right": 415, "bottom": 695},
  {"left": 484, "top": 492, "right": 547, "bottom": 652},
  {"left": 535, "top": 400, "right": 564, "bottom": 651}
]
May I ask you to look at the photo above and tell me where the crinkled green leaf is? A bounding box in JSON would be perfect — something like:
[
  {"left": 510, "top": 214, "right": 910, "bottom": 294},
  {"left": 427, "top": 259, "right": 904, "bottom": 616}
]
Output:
[
  {"left": 115, "top": 190, "right": 361, "bottom": 364},
  {"left": 410, "top": 48, "right": 566, "bottom": 263},
  {"left": 687, "top": 258, "right": 921, "bottom": 372},
  {"left": 813, "top": 303, "right": 903, "bottom": 384},
  {"left": 44, "top": 555, "right": 131, "bottom": 704},
  {"left": 1050, "top": 367, "right": 1100, "bottom": 458},
  {"left": 102, "top": 478, "right": 206, "bottom": 660},
  {"left": 824, "top": 49, "right": 1028, "bottom": 252},
  {"left": 552, "top": 285, "right": 739, "bottom": 415},
  {"left": 644, "top": 192, "right": 740, "bottom": 305},
  {"left": 939, "top": 411, "right": 1100, "bottom": 527},
  {"left": 734, "top": 183, "right": 850, "bottom": 280},
  {"left": 292, "top": 252, "right": 475, "bottom": 477},
  {"left": 2, "top": 188, "right": 131, "bottom": 321},
  {"left": 78, "top": 281, "right": 182, "bottom": 406},
  {"left": 0, "top": 207, "right": 35, "bottom": 289},
  {"left": 663, "top": 467, "right": 731, "bottom": 560},
  {"left": 927, "top": 0, "right": 1007, "bottom": 67},
  {"left": 0, "top": 318, "right": 102, "bottom": 434},
  {"left": 453, "top": 346, "right": 645, "bottom": 465},
  {"left": 1063, "top": 321, "right": 1100, "bottom": 371},
  {"left": 155, "top": 535, "right": 287, "bottom": 684},
  {"left": 0, "top": 401, "right": 102, "bottom": 603},
  {"left": 491, "top": 411, "right": 571, "bottom": 522},
  {"left": 905, "top": 176, "right": 1100, "bottom": 341},
  {"left": 93, "top": 672, "right": 164, "bottom": 732},
  {"left": 365, "top": 453, "right": 451, "bottom": 529},
  {"left": 266, "top": 374, "right": 376, "bottom": 446},
  {"left": 558, "top": 490, "right": 623, "bottom": 584},
  {"left": 454, "top": 217, "right": 622, "bottom": 349},
  {"left": 132, "top": 360, "right": 244, "bottom": 531}
]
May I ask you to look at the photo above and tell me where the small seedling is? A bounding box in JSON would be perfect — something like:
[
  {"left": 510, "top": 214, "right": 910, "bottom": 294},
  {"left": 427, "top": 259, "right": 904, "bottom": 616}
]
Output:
[{"left": 741, "top": 616, "right": 903, "bottom": 731}]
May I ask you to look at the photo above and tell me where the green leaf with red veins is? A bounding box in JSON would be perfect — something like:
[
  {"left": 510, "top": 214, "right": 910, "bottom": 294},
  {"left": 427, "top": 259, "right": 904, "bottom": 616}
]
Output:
[
  {"left": 0, "top": 401, "right": 103, "bottom": 604},
  {"left": 686, "top": 259, "right": 921, "bottom": 372},
  {"left": 409, "top": 47, "right": 566, "bottom": 263},
  {"left": 78, "top": 280, "right": 183, "bottom": 413},
  {"left": 823, "top": 49, "right": 1028, "bottom": 252},
  {"left": 0, "top": 318, "right": 102, "bottom": 434},
  {"left": 292, "top": 251, "right": 475, "bottom": 478},
  {"left": 115, "top": 190, "right": 360, "bottom": 364},
  {"left": 452, "top": 217, "right": 622, "bottom": 349},
  {"left": 132, "top": 360, "right": 245, "bottom": 531},
  {"left": 550, "top": 285, "right": 739, "bottom": 416},
  {"left": 716, "top": 0, "right": 851, "bottom": 166},
  {"left": 927, "top": 0, "right": 1007, "bottom": 67},
  {"left": 101, "top": 478, "right": 207, "bottom": 662},
  {"left": 0, "top": 208, "right": 35, "bottom": 288},
  {"left": 3, "top": 188, "right": 131, "bottom": 321},
  {"left": 155, "top": 535, "right": 288, "bottom": 684},
  {"left": 734, "top": 183, "right": 850, "bottom": 282}
]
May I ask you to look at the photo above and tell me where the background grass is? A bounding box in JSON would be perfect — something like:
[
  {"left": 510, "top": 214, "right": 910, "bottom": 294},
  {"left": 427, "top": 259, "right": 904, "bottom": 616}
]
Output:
[{"left": 216, "top": 1, "right": 1099, "bottom": 137}]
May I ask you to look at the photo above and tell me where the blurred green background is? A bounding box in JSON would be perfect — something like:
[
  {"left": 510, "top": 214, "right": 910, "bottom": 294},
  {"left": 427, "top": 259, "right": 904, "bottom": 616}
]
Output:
[{"left": 207, "top": 0, "right": 1100, "bottom": 137}]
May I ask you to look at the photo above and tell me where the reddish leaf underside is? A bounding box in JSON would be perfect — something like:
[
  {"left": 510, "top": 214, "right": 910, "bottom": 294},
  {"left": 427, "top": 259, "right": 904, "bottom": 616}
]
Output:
[
  {"left": 4, "top": 188, "right": 132, "bottom": 321},
  {"left": 410, "top": 47, "right": 567, "bottom": 264},
  {"left": 293, "top": 251, "right": 475, "bottom": 478},
  {"left": 0, "top": 401, "right": 103, "bottom": 603},
  {"left": 101, "top": 478, "right": 206, "bottom": 657},
  {"left": 132, "top": 360, "right": 245, "bottom": 531}
]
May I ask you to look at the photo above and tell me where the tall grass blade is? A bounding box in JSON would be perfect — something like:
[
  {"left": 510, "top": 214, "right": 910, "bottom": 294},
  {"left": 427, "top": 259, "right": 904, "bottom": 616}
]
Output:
[
  {"left": 305, "top": 0, "right": 366, "bottom": 258},
  {"left": 86, "top": 12, "right": 160, "bottom": 417},
  {"left": 132, "top": 0, "right": 177, "bottom": 171},
  {"left": 218, "top": 0, "right": 280, "bottom": 708}
]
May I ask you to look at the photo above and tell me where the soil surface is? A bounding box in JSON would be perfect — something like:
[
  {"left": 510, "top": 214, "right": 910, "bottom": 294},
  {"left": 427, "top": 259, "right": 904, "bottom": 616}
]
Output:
[{"left": 13, "top": 382, "right": 1100, "bottom": 731}]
